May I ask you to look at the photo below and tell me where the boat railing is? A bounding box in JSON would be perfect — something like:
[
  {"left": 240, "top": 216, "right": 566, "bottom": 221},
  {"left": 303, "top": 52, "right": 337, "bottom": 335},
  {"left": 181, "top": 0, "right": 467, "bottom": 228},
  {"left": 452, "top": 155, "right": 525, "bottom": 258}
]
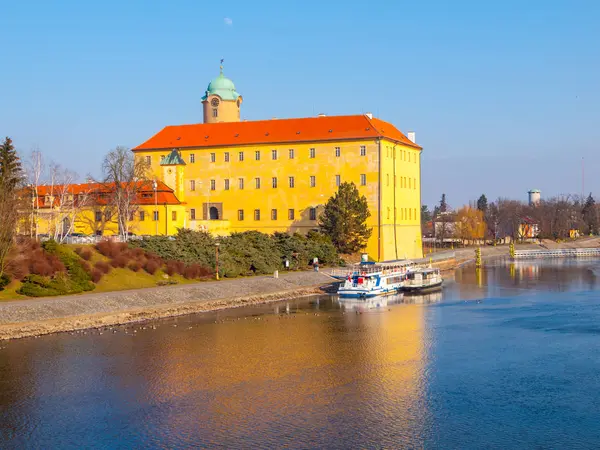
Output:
[{"left": 331, "top": 264, "right": 414, "bottom": 278}]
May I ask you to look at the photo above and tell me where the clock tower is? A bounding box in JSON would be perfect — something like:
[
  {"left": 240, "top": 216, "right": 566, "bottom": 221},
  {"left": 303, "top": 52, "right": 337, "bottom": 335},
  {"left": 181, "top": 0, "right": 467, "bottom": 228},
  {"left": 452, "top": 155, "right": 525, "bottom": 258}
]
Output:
[{"left": 201, "top": 62, "right": 242, "bottom": 124}]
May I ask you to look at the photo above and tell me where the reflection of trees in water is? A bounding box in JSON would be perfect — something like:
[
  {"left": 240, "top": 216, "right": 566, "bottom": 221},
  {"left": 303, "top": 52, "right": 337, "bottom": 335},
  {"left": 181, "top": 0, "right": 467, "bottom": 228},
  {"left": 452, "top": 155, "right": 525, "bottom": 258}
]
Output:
[{"left": 456, "top": 260, "right": 598, "bottom": 293}]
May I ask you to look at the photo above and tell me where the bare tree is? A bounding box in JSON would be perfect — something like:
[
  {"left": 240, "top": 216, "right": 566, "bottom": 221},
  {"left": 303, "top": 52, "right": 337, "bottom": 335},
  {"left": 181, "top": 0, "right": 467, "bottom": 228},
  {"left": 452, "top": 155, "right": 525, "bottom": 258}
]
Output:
[
  {"left": 24, "top": 148, "right": 44, "bottom": 238},
  {"left": 101, "top": 146, "right": 147, "bottom": 240}
]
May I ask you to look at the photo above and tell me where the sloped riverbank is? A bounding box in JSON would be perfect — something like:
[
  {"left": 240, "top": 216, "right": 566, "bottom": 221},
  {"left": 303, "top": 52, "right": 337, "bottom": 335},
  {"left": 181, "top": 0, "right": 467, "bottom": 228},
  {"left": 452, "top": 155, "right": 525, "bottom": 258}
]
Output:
[{"left": 0, "top": 271, "right": 334, "bottom": 340}]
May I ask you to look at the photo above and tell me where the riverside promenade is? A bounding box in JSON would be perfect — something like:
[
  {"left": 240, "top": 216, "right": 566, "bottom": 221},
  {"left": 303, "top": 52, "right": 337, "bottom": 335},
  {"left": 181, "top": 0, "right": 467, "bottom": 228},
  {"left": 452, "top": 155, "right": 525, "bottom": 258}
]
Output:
[{"left": 0, "top": 271, "right": 334, "bottom": 341}]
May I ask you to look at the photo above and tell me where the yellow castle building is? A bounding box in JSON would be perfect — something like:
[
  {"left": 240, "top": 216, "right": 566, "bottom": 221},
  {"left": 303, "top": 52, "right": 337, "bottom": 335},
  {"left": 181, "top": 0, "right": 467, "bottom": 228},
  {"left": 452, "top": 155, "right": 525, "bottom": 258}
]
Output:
[{"left": 132, "top": 65, "right": 423, "bottom": 260}]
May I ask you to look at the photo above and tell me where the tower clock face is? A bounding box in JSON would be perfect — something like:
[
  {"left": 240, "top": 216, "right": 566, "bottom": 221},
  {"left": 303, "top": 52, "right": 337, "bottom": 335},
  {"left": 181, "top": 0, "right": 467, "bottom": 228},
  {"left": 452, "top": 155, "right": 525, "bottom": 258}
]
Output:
[{"left": 211, "top": 98, "right": 220, "bottom": 107}]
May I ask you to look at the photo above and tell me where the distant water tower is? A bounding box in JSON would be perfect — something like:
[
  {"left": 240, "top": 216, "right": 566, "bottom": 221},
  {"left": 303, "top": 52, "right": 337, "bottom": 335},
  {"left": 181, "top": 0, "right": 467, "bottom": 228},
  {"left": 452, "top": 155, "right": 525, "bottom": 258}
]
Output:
[{"left": 528, "top": 189, "right": 541, "bottom": 206}]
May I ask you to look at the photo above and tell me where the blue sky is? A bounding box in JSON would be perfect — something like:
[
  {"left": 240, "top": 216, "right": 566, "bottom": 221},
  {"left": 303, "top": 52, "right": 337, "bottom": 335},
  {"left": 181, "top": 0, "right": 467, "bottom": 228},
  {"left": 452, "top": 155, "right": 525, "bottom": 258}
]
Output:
[{"left": 2, "top": 0, "right": 599, "bottom": 208}]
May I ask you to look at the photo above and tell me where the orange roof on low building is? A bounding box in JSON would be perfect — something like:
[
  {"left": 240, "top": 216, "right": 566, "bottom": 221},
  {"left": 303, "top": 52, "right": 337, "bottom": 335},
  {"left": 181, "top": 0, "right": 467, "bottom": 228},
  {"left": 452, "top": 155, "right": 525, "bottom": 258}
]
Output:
[
  {"left": 133, "top": 114, "right": 421, "bottom": 151},
  {"left": 32, "top": 181, "right": 181, "bottom": 208}
]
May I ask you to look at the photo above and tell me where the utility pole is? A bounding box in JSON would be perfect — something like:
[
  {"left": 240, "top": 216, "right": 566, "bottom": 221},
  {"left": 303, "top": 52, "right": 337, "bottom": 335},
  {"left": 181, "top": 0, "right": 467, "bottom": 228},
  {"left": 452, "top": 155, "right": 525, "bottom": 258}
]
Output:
[{"left": 582, "top": 157, "right": 585, "bottom": 201}]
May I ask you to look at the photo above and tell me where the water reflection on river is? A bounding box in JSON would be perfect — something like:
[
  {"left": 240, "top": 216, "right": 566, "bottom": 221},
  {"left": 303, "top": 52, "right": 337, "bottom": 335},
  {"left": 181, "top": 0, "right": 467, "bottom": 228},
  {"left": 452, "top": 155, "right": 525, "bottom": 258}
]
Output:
[{"left": 2, "top": 259, "right": 600, "bottom": 448}]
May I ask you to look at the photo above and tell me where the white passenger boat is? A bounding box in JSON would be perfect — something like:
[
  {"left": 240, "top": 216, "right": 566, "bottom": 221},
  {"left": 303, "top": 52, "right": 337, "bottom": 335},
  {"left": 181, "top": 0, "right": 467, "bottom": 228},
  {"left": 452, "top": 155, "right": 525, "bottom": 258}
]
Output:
[
  {"left": 333, "top": 261, "right": 415, "bottom": 298},
  {"left": 402, "top": 267, "right": 443, "bottom": 293}
]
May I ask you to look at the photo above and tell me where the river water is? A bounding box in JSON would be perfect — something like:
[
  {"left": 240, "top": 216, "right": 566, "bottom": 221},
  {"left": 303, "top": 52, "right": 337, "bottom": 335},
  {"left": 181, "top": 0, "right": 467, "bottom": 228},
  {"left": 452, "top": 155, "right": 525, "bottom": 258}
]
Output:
[{"left": 2, "top": 259, "right": 600, "bottom": 449}]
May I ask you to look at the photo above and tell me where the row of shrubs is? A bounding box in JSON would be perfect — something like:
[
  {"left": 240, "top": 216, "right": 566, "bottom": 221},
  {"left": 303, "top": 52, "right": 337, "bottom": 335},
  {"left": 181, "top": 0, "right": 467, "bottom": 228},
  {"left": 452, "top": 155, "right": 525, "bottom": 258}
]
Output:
[
  {"left": 0, "top": 229, "right": 338, "bottom": 296},
  {"left": 0, "top": 238, "right": 214, "bottom": 297},
  {"left": 18, "top": 240, "right": 95, "bottom": 297},
  {"left": 92, "top": 240, "right": 213, "bottom": 282},
  {"left": 131, "top": 229, "right": 339, "bottom": 278}
]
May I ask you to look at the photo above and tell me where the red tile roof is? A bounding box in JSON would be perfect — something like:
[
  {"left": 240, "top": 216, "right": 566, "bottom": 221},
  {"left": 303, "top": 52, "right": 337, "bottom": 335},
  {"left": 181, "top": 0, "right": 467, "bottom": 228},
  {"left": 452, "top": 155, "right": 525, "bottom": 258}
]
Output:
[
  {"left": 133, "top": 114, "right": 421, "bottom": 151},
  {"left": 32, "top": 181, "right": 181, "bottom": 208}
]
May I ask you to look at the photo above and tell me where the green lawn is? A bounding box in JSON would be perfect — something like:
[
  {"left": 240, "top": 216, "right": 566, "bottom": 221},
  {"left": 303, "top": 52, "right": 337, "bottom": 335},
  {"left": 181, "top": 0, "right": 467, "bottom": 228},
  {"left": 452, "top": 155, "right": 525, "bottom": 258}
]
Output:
[
  {"left": 0, "top": 281, "right": 26, "bottom": 302},
  {"left": 93, "top": 268, "right": 199, "bottom": 293}
]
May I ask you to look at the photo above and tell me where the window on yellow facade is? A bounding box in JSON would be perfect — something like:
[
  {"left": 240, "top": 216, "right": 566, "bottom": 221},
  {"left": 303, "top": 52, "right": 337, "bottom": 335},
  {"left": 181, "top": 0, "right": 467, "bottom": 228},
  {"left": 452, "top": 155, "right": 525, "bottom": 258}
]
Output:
[
  {"left": 414, "top": 178, "right": 417, "bottom": 189},
  {"left": 309, "top": 148, "right": 316, "bottom": 158},
  {"left": 335, "top": 147, "right": 341, "bottom": 157},
  {"left": 238, "top": 178, "right": 244, "bottom": 189},
  {"left": 160, "top": 155, "right": 165, "bottom": 163},
  {"left": 172, "top": 211, "right": 177, "bottom": 221},
  {"left": 255, "top": 150, "right": 260, "bottom": 161},
  {"left": 190, "top": 154, "right": 195, "bottom": 163},
  {"left": 387, "top": 174, "right": 389, "bottom": 186},
  {"left": 190, "top": 180, "right": 195, "bottom": 191},
  {"left": 224, "top": 179, "right": 230, "bottom": 190},
  {"left": 224, "top": 152, "right": 230, "bottom": 162},
  {"left": 145, "top": 155, "right": 151, "bottom": 166},
  {"left": 360, "top": 145, "right": 366, "bottom": 156},
  {"left": 360, "top": 174, "right": 366, "bottom": 186},
  {"left": 238, "top": 210, "right": 244, "bottom": 221},
  {"left": 288, "top": 209, "right": 295, "bottom": 220},
  {"left": 289, "top": 149, "right": 294, "bottom": 159},
  {"left": 210, "top": 153, "right": 216, "bottom": 163},
  {"left": 387, "top": 208, "right": 390, "bottom": 220},
  {"left": 272, "top": 177, "right": 277, "bottom": 188},
  {"left": 289, "top": 176, "right": 294, "bottom": 188},
  {"left": 255, "top": 177, "right": 260, "bottom": 189},
  {"left": 239, "top": 151, "right": 244, "bottom": 162},
  {"left": 271, "top": 209, "right": 277, "bottom": 220},
  {"left": 309, "top": 208, "right": 317, "bottom": 221},
  {"left": 335, "top": 175, "right": 341, "bottom": 187},
  {"left": 139, "top": 211, "right": 145, "bottom": 221},
  {"left": 210, "top": 180, "right": 216, "bottom": 191},
  {"left": 190, "top": 209, "right": 196, "bottom": 220},
  {"left": 153, "top": 211, "right": 159, "bottom": 221},
  {"left": 93, "top": 211, "right": 101, "bottom": 222},
  {"left": 408, "top": 178, "right": 412, "bottom": 189},
  {"left": 310, "top": 176, "right": 316, "bottom": 188},
  {"left": 272, "top": 149, "right": 277, "bottom": 160},
  {"left": 212, "top": 108, "right": 218, "bottom": 118},
  {"left": 254, "top": 209, "right": 260, "bottom": 221}
]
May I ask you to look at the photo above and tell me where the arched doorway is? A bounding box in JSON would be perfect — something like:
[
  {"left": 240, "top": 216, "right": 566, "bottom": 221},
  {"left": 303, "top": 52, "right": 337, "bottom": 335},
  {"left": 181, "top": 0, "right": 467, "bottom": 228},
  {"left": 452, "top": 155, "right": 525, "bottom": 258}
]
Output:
[
  {"left": 62, "top": 217, "right": 70, "bottom": 236},
  {"left": 209, "top": 206, "right": 219, "bottom": 220}
]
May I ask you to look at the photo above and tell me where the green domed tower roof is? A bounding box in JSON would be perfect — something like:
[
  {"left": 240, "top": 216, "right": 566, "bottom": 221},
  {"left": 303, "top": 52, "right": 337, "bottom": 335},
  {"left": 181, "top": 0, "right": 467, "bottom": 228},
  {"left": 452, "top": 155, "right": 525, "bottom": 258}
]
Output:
[{"left": 201, "top": 65, "right": 241, "bottom": 101}]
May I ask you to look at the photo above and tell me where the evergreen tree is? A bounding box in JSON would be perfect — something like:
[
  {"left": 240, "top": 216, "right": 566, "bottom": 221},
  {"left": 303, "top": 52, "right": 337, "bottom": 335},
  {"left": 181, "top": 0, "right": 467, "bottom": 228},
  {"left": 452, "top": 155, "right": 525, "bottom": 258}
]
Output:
[
  {"left": 421, "top": 205, "right": 432, "bottom": 223},
  {"left": 440, "top": 194, "right": 447, "bottom": 213},
  {"left": 477, "top": 194, "right": 488, "bottom": 214},
  {"left": 0, "top": 137, "right": 24, "bottom": 278},
  {"left": 319, "top": 182, "right": 372, "bottom": 254},
  {"left": 0, "top": 137, "right": 23, "bottom": 191},
  {"left": 582, "top": 193, "right": 598, "bottom": 235}
]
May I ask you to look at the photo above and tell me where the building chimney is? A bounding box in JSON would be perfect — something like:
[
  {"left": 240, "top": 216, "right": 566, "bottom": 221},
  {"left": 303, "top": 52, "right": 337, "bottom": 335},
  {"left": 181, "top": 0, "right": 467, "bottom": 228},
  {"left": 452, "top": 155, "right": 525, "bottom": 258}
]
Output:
[
  {"left": 365, "top": 112, "right": 373, "bottom": 119},
  {"left": 407, "top": 131, "right": 416, "bottom": 143}
]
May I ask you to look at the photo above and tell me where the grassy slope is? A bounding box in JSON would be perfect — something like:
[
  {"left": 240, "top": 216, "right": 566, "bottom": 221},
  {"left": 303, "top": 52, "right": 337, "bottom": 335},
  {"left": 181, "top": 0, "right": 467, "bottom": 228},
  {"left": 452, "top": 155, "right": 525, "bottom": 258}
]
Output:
[{"left": 0, "top": 245, "right": 207, "bottom": 302}]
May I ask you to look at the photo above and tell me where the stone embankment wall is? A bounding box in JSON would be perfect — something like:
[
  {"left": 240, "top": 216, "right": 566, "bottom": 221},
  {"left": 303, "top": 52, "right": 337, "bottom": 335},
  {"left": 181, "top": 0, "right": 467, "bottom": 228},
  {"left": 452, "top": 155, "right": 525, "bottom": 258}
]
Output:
[{"left": 0, "top": 271, "right": 334, "bottom": 341}]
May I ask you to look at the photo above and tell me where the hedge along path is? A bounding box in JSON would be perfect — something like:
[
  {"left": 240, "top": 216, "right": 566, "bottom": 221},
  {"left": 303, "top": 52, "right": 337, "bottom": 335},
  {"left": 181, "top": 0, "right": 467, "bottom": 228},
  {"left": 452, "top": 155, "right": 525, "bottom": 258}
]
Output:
[{"left": 0, "top": 271, "right": 334, "bottom": 340}]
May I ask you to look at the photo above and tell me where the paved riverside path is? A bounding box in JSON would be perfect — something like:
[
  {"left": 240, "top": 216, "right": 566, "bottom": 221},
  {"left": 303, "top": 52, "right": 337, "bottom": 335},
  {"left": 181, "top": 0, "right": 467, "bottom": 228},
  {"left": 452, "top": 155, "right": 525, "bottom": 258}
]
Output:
[{"left": 0, "top": 271, "right": 334, "bottom": 326}]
